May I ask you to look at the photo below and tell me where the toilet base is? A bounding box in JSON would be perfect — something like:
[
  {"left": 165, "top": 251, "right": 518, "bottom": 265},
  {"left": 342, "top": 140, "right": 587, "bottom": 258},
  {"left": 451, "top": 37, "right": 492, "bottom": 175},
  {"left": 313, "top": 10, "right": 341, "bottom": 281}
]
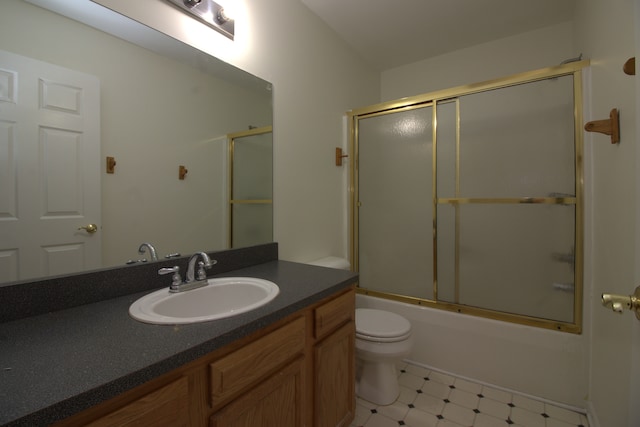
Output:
[{"left": 356, "top": 360, "right": 399, "bottom": 406}]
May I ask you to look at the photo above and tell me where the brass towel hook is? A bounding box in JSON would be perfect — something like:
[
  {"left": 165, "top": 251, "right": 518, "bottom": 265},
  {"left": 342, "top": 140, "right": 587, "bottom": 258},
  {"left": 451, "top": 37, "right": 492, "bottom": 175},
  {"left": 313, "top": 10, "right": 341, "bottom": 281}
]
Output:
[
  {"left": 335, "top": 147, "right": 349, "bottom": 166},
  {"left": 623, "top": 57, "right": 635, "bottom": 75},
  {"left": 106, "top": 156, "right": 116, "bottom": 174},
  {"left": 584, "top": 108, "right": 620, "bottom": 144},
  {"left": 179, "top": 165, "right": 188, "bottom": 180}
]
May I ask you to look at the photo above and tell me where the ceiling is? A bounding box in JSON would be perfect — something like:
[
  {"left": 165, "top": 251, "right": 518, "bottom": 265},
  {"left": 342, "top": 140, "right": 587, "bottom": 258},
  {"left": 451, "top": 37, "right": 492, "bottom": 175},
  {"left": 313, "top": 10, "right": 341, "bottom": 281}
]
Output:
[{"left": 301, "top": 0, "right": 577, "bottom": 71}]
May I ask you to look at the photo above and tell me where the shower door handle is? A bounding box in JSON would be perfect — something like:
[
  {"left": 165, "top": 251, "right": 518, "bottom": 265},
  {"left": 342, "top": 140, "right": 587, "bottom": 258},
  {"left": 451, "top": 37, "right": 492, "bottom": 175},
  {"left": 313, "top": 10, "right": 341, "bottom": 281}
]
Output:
[{"left": 601, "top": 286, "right": 640, "bottom": 320}]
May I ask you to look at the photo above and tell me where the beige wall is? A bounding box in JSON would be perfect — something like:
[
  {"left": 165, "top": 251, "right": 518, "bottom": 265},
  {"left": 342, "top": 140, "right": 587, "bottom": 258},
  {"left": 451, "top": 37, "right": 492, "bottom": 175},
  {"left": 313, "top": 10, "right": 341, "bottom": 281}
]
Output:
[
  {"left": 381, "top": 22, "right": 575, "bottom": 102},
  {"left": 574, "top": 0, "right": 637, "bottom": 425}
]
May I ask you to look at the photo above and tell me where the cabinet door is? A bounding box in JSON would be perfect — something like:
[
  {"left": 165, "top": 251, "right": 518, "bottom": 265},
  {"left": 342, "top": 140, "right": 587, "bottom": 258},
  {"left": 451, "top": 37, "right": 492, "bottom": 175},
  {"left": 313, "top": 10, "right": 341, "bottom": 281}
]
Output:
[
  {"left": 314, "top": 321, "right": 355, "bottom": 427},
  {"left": 210, "top": 358, "right": 305, "bottom": 427}
]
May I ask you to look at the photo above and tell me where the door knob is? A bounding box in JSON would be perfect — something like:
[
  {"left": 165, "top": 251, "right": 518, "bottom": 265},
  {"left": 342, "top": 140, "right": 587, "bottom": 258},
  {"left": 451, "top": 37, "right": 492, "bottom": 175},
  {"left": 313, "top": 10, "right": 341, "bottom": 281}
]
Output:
[
  {"left": 601, "top": 286, "right": 640, "bottom": 320},
  {"left": 78, "top": 224, "right": 98, "bottom": 234}
]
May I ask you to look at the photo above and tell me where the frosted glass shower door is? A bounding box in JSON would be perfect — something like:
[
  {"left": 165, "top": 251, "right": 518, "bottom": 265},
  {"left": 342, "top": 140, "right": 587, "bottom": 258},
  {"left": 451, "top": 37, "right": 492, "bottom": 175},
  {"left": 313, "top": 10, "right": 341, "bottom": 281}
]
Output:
[
  {"left": 357, "top": 106, "right": 433, "bottom": 299},
  {"left": 436, "top": 76, "right": 577, "bottom": 323},
  {"left": 351, "top": 62, "right": 585, "bottom": 331},
  {"left": 229, "top": 128, "right": 273, "bottom": 248}
]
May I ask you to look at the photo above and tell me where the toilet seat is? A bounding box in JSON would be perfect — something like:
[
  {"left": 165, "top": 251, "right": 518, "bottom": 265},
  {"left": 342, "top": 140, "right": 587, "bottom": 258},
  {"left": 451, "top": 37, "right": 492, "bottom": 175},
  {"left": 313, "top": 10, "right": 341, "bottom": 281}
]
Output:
[{"left": 356, "top": 308, "right": 411, "bottom": 343}]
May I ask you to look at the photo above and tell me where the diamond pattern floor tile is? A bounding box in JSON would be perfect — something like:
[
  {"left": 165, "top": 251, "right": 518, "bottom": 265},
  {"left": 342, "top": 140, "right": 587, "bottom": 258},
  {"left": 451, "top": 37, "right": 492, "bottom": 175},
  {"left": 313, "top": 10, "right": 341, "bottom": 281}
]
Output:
[{"left": 350, "top": 362, "right": 589, "bottom": 427}]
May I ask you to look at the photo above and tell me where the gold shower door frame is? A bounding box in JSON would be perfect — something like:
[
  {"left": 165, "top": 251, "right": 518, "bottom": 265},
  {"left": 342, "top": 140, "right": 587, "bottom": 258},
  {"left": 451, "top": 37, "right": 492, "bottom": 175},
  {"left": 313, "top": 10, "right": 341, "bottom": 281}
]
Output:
[
  {"left": 348, "top": 61, "right": 588, "bottom": 333},
  {"left": 227, "top": 125, "right": 273, "bottom": 248}
]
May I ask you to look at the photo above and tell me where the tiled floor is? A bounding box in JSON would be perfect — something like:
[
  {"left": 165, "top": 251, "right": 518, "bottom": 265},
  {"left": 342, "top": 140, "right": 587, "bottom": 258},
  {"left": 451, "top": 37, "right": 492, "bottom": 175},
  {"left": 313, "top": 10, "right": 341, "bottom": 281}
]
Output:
[{"left": 351, "top": 362, "right": 589, "bottom": 427}]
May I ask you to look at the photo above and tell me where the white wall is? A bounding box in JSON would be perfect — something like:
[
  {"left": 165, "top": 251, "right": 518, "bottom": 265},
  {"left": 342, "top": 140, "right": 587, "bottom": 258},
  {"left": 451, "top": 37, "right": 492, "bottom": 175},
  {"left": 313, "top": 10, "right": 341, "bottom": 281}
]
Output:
[
  {"left": 93, "top": 0, "right": 381, "bottom": 263},
  {"left": 573, "top": 0, "right": 638, "bottom": 425},
  {"left": 381, "top": 22, "right": 576, "bottom": 102}
]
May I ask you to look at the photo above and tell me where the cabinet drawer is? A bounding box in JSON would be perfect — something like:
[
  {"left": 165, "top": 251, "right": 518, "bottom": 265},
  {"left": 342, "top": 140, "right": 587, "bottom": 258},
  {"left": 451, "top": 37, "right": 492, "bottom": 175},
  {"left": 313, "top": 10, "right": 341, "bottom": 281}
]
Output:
[
  {"left": 314, "top": 289, "right": 355, "bottom": 339},
  {"left": 210, "top": 316, "right": 305, "bottom": 408},
  {"left": 210, "top": 358, "right": 304, "bottom": 427},
  {"left": 86, "top": 376, "right": 189, "bottom": 427}
]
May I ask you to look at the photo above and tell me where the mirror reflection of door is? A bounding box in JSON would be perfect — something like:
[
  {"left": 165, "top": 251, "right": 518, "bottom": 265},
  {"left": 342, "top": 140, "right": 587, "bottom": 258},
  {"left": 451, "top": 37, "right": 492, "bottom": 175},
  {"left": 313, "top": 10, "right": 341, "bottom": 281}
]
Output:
[
  {"left": 228, "top": 126, "right": 273, "bottom": 249},
  {"left": 0, "top": 49, "right": 101, "bottom": 282}
]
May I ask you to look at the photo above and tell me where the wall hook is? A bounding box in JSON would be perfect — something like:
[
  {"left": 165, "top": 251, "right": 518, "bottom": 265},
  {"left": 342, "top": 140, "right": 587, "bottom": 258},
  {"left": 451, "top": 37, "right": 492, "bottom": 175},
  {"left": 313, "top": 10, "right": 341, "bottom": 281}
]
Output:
[
  {"left": 179, "top": 165, "right": 188, "bottom": 180},
  {"left": 584, "top": 108, "right": 620, "bottom": 144},
  {"left": 106, "top": 156, "right": 116, "bottom": 174},
  {"left": 335, "top": 147, "right": 349, "bottom": 166},
  {"left": 623, "top": 57, "right": 635, "bottom": 75}
]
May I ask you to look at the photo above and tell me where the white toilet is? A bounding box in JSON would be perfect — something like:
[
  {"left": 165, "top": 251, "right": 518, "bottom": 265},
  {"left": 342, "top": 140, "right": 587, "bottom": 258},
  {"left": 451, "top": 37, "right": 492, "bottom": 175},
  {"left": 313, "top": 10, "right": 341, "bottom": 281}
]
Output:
[{"left": 355, "top": 308, "right": 413, "bottom": 406}]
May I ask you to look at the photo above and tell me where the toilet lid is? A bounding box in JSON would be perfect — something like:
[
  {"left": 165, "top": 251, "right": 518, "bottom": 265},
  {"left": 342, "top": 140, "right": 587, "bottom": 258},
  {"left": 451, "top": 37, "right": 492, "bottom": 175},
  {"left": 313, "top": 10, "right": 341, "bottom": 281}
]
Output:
[{"left": 355, "top": 308, "right": 411, "bottom": 342}]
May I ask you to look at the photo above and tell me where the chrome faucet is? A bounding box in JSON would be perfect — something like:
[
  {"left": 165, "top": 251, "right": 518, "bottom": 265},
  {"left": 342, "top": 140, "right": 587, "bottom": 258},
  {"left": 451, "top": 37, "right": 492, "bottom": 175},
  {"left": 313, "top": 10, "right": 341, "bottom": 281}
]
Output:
[
  {"left": 158, "top": 252, "right": 217, "bottom": 293},
  {"left": 186, "top": 252, "right": 217, "bottom": 283},
  {"left": 138, "top": 242, "right": 158, "bottom": 261}
]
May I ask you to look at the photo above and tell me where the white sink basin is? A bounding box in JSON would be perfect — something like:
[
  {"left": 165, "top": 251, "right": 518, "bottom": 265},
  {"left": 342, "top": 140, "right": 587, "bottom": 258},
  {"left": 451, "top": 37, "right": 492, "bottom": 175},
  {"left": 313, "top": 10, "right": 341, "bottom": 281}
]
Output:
[{"left": 129, "top": 277, "right": 279, "bottom": 324}]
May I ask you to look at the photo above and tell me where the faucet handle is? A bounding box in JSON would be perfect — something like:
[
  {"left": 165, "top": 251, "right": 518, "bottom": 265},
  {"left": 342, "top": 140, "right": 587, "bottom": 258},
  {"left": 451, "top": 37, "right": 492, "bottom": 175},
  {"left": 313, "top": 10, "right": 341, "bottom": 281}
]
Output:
[
  {"left": 158, "top": 266, "right": 182, "bottom": 288},
  {"left": 196, "top": 261, "right": 207, "bottom": 280},
  {"left": 196, "top": 259, "right": 217, "bottom": 280}
]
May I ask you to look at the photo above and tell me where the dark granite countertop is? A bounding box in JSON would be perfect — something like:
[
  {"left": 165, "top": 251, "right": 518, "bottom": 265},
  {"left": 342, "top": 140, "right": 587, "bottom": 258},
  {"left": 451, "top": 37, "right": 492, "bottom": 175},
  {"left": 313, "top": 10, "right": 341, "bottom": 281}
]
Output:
[{"left": 0, "top": 260, "right": 358, "bottom": 426}]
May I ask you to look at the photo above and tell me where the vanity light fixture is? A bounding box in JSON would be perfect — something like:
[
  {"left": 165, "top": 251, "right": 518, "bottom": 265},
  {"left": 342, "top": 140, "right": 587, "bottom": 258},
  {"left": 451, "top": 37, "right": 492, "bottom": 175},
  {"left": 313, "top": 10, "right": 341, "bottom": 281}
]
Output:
[{"left": 165, "top": 0, "right": 235, "bottom": 40}]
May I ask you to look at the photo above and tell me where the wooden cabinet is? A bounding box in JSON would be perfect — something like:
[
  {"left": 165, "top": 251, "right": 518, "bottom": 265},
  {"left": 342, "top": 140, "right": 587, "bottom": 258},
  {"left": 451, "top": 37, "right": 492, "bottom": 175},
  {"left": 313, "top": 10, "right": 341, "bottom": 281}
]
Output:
[
  {"left": 55, "top": 286, "right": 355, "bottom": 427},
  {"left": 314, "top": 288, "right": 354, "bottom": 340},
  {"left": 210, "top": 358, "right": 305, "bottom": 427},
  {"left": 85, "top": 377, "right": 190, "bottom": 427},
  {"left": 210, "top": 317, "right": 306, "bottom": 411},
  {"left": 315, "top": 323, "right": 355, "bottom": 427},
  {"left": 313, "top": 290, "right": 355, "bottom": 427}
]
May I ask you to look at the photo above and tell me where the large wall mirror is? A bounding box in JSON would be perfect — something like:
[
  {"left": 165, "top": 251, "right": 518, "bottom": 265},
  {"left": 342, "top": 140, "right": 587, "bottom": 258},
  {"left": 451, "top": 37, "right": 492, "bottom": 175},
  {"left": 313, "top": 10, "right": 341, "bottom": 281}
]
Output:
[{"left": 0, "top": 0, "right": 273, "bottom": 284}]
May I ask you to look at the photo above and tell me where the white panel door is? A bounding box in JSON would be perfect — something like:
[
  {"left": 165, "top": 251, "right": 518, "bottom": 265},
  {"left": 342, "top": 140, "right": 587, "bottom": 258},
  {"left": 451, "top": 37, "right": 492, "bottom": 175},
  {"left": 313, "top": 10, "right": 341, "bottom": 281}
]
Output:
[{"left": 0, "top": 49, "right": 100, "bottom": 282}]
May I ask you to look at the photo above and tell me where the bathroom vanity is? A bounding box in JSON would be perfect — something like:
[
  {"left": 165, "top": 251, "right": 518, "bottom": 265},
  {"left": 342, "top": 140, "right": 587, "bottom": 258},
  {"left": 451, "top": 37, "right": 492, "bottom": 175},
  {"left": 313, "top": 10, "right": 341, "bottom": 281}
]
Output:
[{"left": 0, "top": 244, "right": 358, "bottom": 427}]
